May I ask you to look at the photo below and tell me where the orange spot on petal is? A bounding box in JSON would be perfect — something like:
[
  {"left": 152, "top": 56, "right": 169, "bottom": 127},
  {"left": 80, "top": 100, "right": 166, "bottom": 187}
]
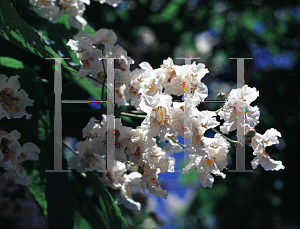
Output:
[{"left": 205, "top": 158, "right": 214, "bottom": 166}]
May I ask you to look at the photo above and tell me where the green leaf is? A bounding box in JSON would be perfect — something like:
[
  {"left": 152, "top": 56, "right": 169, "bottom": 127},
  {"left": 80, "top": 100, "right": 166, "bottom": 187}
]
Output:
[
  {"left": 0, "top": 56, "right": 24, "bottom": 69},
  {"left": 87, "top": 172, "right": 130, "bottom": 229},
  {"left": 23, "top": 169, "right": 48, "bottom": 219},
  {"left": 71, "top": 172, "right": 111, "bottom": 229},
  {"left": 0, "top": 0, "right": 77, "bottom": 76},
  {"left": 73, "top": 210, "right": 92, "bottom": 229}
]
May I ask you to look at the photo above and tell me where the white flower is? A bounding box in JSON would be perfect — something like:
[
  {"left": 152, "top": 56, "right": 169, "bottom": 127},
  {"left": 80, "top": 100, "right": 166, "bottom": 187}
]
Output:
[
  {"left": 17, "top": 142, "right": 41, "bottom": 163},
  {"left": 140, "top": 165, "right": 168, "bottom": 199},
  {"left": 91, "top": 114, "right": 133, "bottom": 162},
  {"left": 219, "top": 85, "right": 260, "bottom": 134},
  {"left": 82, "top": 117, "right": 101, "bottom": 139},
  {"left": 202, "top": 134, "right": 230, "bottom": 171},
  {"left": 3, "top": 162, "right": 32, "bottom": 186},
  {"left": 68, "top": 139, "right": 106, "bottom": 173},
  {"left": 250, "top": 128, "right": 281, "bottom": 150},
  {"left": 114, "top": 84, "right": 128, "bottom": 107},
  {"left": 143, "top": 145, "right": 175, "bottom": 173},
  {"left": 183, "top": 153, "right": 226, "bottom": 188},
  {"left": 161, "top": 59, "right": 209, "bottom": 104},
  {"left": 67, "top": 37, "right": 94, "bottom": 61},
  {"left": 0, "top": 75, "right": 34, "bottom": 120},
  {"left": 250, "top": 128, "right": 284, "bottom": 171},
  {"left": 124, "top": 68, "right": 145, "bottom": 109},
  {"left": 118, "top": 172, "right": 142, "bottom": 211},
  {"left": 30, "top": 0, "right": 90, "bottom": 29},
  {"left": 251, "top": 144, "right": 284, "bottom": 171},
  {"left": 101, "top": 160, "right": 126, "bottom": 189},
  {"left": 140, "top": 93, "right": 174, "bottom": 141},
  {"left": 133, "top": 62, "right": 165, "bottom": 97},
  {"left": 190, "top": 110, "right": 219, "bottom": 144},
  {"left": 0, "top": 130, "right": 39, "bottom": 186},
  {"left": 0, "top": 130, "right": 22, "bottom": 167},
  {"left": 126, "top": 127, "right": 155, "bottom": 166},
  {"left": 91, "top": 28, "right": 118, "bottom": 54}
]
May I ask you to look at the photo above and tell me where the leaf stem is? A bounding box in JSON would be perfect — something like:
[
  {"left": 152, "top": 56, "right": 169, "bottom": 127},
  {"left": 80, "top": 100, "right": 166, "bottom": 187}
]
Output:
[
  {"left": 210, "top": 128, "right": 238, "bottom": 144},
  {"left": 167, "top": 136, "right": 185, "bottom": 148}
]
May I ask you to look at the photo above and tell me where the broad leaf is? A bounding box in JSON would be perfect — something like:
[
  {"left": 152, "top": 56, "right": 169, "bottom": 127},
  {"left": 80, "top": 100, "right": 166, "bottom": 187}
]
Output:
[{"left": 0, "top": 0, "right": 77, "bottom": 76}]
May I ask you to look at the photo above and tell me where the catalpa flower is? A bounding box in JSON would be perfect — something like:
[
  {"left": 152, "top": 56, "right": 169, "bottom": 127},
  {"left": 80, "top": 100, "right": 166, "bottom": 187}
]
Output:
[
  {"left": 0, "top": 75, "right": 34, "bottom": 120},
  {"left": 183, "top": 153, "right": 226, "bottom": 188},
  {"left": 219, "top": 85, "right": 260, "bottom": 134},
  {"left": 91, "top": 114, "right": 133, "bottom": 162},
  {"left": 250, "top": 128, "right": 284, "bottom": 171},
  {"left": 82, "top": 117, "right": 102, "bottom": 139},
  {"left": 126, "top": 127, "right": 155, "bottom": 166},
  {"left": 161, "top": 58, "right": 209, "bottom": 104},
  {"left": 140, "top": 165, "right": 168, "bottom": 199},
  {"left": 68, "top": 138, "right": 106, "bottom": 173},
  {"left": 118, "top": 172, "right": 142, "bottom": 211},
  {"left": 30, "top": 0, "right": 90, "bottom": 29},
  {"left": 140, "top": 93, "right": 175, "bottom": 141},
  {"left": 91, "top": 28, "right": 118, "bottom": 55},
  {"left": 143, "top": 144, "right": 175, "bottom": 174},
  {"left": 101, "top": 160, "right": 126, "bottom": 189},
  {"left": 202, "top": 134, "right": 230, "bottom": 171},
  {"left": 0, "top": 130, "right": 22, "bottom": 167},
  {"left": 3, "top": 162, "right": 32, "bottom": 186},
  {"left": 0, "top": 130, "right": 40, "bottom": 186}
]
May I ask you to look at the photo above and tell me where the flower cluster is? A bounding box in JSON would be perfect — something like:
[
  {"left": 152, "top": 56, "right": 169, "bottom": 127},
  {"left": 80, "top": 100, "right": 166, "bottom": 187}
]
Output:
[
  {"left": 5, "top": 2, "right": 285, "bottom": 212},
  {"left": 67, "top": 29, "right": 134, "bottom": 106},
  {"left": 0, "top": 130, "right": 40, "bottom": 186},
  {"left": 66, "top": 28, "right": 284, "bottom": 210},
  {"left": 30, "top": 0, "right": 123, "bottom": 29},
  {"left": 0, "top": 75, "right": 40, "bottom": 186},
  {"left": 0, "top": 74, "right": 34, "bottom": 120}
]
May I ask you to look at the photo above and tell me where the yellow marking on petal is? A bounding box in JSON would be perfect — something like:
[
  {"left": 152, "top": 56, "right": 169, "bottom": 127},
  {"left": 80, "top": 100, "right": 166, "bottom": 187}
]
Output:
[
  {"left": 194, "top": 134, "right": 201, "bottom": 143},
  {"left": 205, "top": 158, "right": 214, "bottom": 166},
  {"left": 163, "top": 120, "right": 169, "bottom": 127},
  {"left": 201, "top": 122, "right": 207, "bottom": 129},
  {"left": 149, "top": 85, "right": 155, "bottom": 92},
  {"left": 86, "top": 62, "right": 91, "bottom": 68},
  {"left": 137, "top": 77, "right": 144, "bottom": 83},
  {"left": 210, "top": 144, "right": 218, "bottom": 149},
  {"left": 92, "top": 160, "right": 96, "bottom": 166},
  {"left": 263, "top": 150, "right": 269, "bottom": 156},
  {"left": 7, "top": 105, "right": 13, "bottom": 112},
  {"left": 16, "top": 162, "right": 21, "bottom": 169},
  {"left": 21, "top": 153, "right": 27, "bottom": 161}
]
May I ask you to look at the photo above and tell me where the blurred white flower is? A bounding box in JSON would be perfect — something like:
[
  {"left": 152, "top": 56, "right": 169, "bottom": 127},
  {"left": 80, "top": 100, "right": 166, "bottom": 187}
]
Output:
[{"left": 195, "top": 30, "right": 220, "bottom": 55}]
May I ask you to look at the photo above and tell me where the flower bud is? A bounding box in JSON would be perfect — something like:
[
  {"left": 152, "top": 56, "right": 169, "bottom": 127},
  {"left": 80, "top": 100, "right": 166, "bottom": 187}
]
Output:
[
  {"left": 216, "top": 93, "right": 226, "bottom": 101},
  {"left": 245, "top": 137, "right": 252, "bottom": 146},
  {"left": 245, "top": 129, "right": 256, "bottom": 138}
]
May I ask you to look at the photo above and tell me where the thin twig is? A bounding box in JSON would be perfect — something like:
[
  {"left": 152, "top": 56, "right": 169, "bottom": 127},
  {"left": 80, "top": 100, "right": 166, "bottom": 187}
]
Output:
[
  {"left": 168, "top": 136, "right": 185, "bottom": 148},
  {"left": 210, "top": 128, "right": 238, "bottom": 145}
]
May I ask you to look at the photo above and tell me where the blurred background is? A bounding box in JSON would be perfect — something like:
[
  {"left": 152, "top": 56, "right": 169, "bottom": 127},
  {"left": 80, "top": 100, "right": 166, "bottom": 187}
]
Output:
[{"left": 1, "top": 0, "right": 300, "bottom": 228}]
